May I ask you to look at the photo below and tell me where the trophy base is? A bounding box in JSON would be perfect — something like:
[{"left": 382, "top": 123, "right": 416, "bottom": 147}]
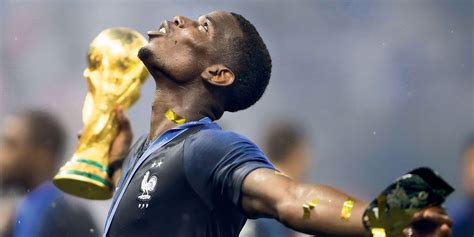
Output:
[{"left": 54, "top": 171, "right": 113, "bottom": 200}]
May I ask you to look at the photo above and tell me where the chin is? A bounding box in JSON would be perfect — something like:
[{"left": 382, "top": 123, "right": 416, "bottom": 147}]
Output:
[
  {"left": 138, "top": 46, "right": 154, "bottom": 62},
  {"left": 138, "top": 46, "right": 170, "bottom": 79},
  {"left": 138, "top": 46, "right": 160, "bottom": 71}
]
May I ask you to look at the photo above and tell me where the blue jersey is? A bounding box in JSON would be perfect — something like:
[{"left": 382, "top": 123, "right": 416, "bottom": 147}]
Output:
[
  {"left": 104, "top": 118, "right": 276, "bottom": 237},
  {"left": 13, "top": 182, "right": 99, "bottom": 237}
]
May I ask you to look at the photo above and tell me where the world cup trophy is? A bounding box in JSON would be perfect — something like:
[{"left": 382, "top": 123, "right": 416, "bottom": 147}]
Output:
[{"left": 53, "top": 28, "right": 149, "bottom": 200}]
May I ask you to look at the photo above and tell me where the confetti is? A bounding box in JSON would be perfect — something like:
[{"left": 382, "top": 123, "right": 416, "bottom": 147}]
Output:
[
  {"left": 371, "top": 228, "right": 386, "bottom": 237},
  {"left": 274, "top": 171, "right": 289, "bottom": 177},
  {"left": 340, "top": 199, "right": 355, "bottom": 220},
  {"left": 308, "top": 199, "right": 317, "bottom": 208},
  {"left": 302, "top": 199, "right": 318, "bottom": 219},
  {"left": 164, "top": 108, "right": 186, "bottom": 125},
  {"left": 303, "top": 204, "right": 311, "bottom": 219}
]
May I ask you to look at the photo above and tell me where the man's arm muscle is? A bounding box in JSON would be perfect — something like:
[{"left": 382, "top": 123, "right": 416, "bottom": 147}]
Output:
[{"left": 241, "top": 168, "right": 367, "bottom": 236}]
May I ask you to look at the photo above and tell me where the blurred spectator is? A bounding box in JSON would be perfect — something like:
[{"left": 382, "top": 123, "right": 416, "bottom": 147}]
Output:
[
  {"left": 0, "top": 110, "right": 99, "bottom": 237},
  {"left": 240, "top": 120, "right": 312, "bottom": 237},
  {"left": 451, "top": 134, "right": 474, "bottom": 236}
]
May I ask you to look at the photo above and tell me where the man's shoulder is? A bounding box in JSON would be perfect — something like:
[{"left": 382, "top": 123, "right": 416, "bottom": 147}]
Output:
[{"left": 188, "top": 125, "right": 256, "bottom": 149}]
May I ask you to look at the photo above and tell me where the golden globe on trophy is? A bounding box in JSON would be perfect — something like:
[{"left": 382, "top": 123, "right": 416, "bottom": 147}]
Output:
[{"left": 53, "top": 28, "right": 149, "bottom": 200}]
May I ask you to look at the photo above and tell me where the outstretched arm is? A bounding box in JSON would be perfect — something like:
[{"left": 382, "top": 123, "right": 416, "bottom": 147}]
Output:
[
  {"left": 241, "top": 168, "right": 452, "bottom": 237},
  {"left": 241, "top": 168, "right": 367, "bottom": 236}
]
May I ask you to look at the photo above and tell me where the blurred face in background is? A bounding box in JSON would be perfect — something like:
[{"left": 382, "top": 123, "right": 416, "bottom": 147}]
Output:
[
  {"left": 463, "top": 146, "right": 474, "bottom": 197},
  {"left": 0, "top": 116, "right": 32, "bottom": 187},
  {"left": 274, "top": 142, "right": 312, "bottom": 180}
]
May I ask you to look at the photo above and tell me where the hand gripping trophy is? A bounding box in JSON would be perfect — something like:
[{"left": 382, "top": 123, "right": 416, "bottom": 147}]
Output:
[{"left": 53, "top": 28, "right": 149, "bottom": 200}]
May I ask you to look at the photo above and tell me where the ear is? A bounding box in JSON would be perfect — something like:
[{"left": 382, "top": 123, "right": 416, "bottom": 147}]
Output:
[{"left": 201, "top": 64, "right": 235, "bottom": 87}]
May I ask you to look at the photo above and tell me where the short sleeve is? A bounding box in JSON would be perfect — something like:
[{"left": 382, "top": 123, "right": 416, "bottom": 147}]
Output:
[{"left": 184, "top": 128, "right": 276, "bottom": 208}]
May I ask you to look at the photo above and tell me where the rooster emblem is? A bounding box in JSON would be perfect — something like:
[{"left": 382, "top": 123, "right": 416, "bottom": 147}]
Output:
[{"left": 137, "top": 171, "right": 157, "bottom": 208}]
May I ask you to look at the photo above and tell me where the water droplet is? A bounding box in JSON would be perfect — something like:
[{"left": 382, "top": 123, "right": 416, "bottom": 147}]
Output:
[
  {"left": 373, "top": 131, "right": 377, "bottom": 135},
  {"left": 450, "top": 30, "right": 454, "bottom": 34},
  {"left": 89, "top": 228, "right": 95, "bottom": 233},
  {"left": 182, "top": 213, "right": 190, "bottom": 221},
  {"left": 17, "top": 220, "right": 21, "bottom": 224}
]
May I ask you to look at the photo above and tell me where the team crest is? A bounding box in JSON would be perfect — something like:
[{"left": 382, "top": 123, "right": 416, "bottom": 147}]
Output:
[{"left": 137, "top": 171, "right": 157, "bottom": 209}]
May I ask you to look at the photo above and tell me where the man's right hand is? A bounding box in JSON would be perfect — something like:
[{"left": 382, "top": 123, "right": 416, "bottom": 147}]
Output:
[{"left": 109, "top": 106, "right": 133, "bottom": 186}]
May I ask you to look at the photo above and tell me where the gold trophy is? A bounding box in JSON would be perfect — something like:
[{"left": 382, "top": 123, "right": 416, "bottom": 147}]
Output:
[{"left": 53, "top": 28, "right": 149, "bottom": 200}]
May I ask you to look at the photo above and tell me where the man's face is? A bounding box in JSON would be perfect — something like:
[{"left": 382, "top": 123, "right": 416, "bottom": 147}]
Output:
[
  {"left": 138, "top": 11, "right": 242, "bottom": 82},
  {"left": 0, "top": 116, "right": 33, "bottom": 186}
]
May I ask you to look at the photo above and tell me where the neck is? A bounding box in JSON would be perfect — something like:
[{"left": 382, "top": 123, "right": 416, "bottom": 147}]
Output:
[
  {"left": 148, "top": 78, "right": 219, "bottom": 141},
  {"left": 26, "top": 163, "right": 53, "bottom": 191}
]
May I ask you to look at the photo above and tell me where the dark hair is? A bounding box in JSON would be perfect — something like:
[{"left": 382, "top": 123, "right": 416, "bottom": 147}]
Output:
[
  {"left": 17, "top": 110, "right": 66, "bottom": 160},
  {"left": 264, "top": 121, "right": 306, "bottom": 163},
  {"left": 210, "top": 12, "right": 272, "bottom": 112}
]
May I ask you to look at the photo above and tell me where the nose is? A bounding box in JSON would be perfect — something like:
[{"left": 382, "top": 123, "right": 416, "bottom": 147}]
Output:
[{"left": 173, "top": 16, "right": 194, "bottom": 28}]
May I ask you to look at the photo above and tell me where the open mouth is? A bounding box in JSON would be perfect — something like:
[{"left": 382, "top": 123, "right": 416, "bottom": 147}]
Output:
[{"left": 147, "top": 21, "right": 169, "bottom": 38}]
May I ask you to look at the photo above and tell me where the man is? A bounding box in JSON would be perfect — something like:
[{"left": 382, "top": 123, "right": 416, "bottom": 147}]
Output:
[
  {"left": 451, "top": 135, "right": 474, "bottom": 236},
  {"left": 103, "top": 11, "right": 452, "bottom": 236},
  {"left": 0, "top": 110, "right": 99, "bottom": 237},
  {"left": 240, "top": 121, "right": 312, "bottom": 237}
]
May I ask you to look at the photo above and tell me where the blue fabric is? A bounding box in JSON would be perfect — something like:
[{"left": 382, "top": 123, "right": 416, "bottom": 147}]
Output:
[
  {"left": 13, "top": 182, "right": 60, "bottom": 237},
  {"left": 244, "top": 218, "right": 294, "bottom": 237},
  {"left": 451, "top": 197, "right": 474, "bottom": 236},
  {"left": 183, "top": 126, "right": 276, "bottom": 208},
  {"left": 103, "top": 117, "right": 277, "bottom": 236},
  {"left": 103, "top": 117, "right": 214, "bottom": 235}
]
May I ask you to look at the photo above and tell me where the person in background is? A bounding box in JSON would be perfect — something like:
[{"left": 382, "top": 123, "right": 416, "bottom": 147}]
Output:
[
  {"left": 240, "top": 120, "right": 313, "bottom": 237},
  {"left": 0, "top": 110, "right": 99, "bottom": 237},
  {"left": 451, "top": 134, "right": 474, "bottom": 236}
]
